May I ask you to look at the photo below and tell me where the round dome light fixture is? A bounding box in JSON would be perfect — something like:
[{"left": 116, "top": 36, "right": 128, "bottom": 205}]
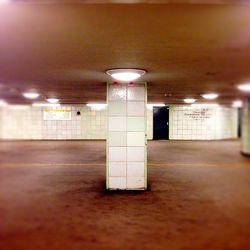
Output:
[
  {"left": 201, "top": 93, "right": 219, "bottom": 100},
  {"left": 23, "top": 92, "right": 40, "bottom": 99},
  {"left": 47, "top": 98, "right": 59, "bottom": 104},
  {"left": 106, "top": 69, "right": 146, "bottom": 82},
  {"left": 184, "top": 98, "right": 196, "bottom": 104},
  {"left": 237, "top": 83, "right": 250, "bottom": 92}
]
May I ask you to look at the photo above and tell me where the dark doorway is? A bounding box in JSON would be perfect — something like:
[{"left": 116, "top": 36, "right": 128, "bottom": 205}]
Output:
[
  {"left": 238, "top": 108, "right": 242, "bottom": 138},
  {"left": 153, "top": 106, "right": 169, "bottom": 140}
]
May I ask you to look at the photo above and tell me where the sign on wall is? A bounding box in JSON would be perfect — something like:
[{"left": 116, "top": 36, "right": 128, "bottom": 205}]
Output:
[
  {"left": 43, "top": 109, "right": 72, "bottom": 121},
  {"left": 184, "top": 108, "right": 213, "bottom": 121}
]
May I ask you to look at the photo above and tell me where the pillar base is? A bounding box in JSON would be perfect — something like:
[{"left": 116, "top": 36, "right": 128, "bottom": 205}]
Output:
[{"left": 241, "top": 151, "right": 250, "bottom": 157}]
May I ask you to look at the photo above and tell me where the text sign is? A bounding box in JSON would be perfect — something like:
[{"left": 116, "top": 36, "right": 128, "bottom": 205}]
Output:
[{"left": 184, "top": 108, "right": 213, "bottom": 121}]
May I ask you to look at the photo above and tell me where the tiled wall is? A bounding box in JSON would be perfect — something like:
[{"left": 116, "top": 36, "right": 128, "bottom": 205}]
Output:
[
  {"left": 0, "top": 104, "right": 237, "bottom": 141},
  {"left": 0, "top": 105, "right": 106, "bottom": 140},
  {"left": 42, "top": 106, "right": 106, "bottom": 140},
  {"left": 1, "top": 106, "right": 42, "bottom": 139},
  {"left": 169, "top": 105, "right": 238, "bottom": 140},
  {"left": 107, "top": 83, "right": 147, "bottom": 190},
  {"left": 241, "top": 100, "right": 250, "bottom": 154}
]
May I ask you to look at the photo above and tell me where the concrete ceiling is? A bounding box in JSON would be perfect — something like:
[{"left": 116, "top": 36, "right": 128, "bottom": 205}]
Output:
[{"left": 1, "top": 3, "right": 250, "bottom": 104}]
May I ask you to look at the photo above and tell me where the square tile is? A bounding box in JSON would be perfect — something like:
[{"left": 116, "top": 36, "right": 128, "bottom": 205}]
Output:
[
  {"left": 108, "top": 117, "right": 126, "bottom": 131},
  {"left": 128, "top": 86, "right": 145, "bottom": 101},
  {"left": 109, "top": 101, "right": 126, "bottom": 116},
  {"left": 127, "top": 132, "right": 145, "bottom": 146},
  {"left": 127, "top": 147, "right": 145, "bottom": 161},
  {"left": 109, "top": 177, "right": 126, "bottom": 189},
  {"left": 127, "top": 117, "right": 145, "bottom": 131},
  {"left": 109, "top": 162, "right": 126, "bottom": 177},
  {"left": 127, "top": 102, "right": 145, "bottom": 116},
  {"left": 108, "top": 85, "right": 127, "bottom": 101},
  {"left": 109, "top": 131, "right": 127, "bottom": 146},
  {"left": 127, "top": 162, "right": 145, "bottom": 177},
  {"left": 127, "top": 177, "right": 145, "bottom": 190},
  {"left": 109, "top": 147, "right": 126, "bottom": 161}
]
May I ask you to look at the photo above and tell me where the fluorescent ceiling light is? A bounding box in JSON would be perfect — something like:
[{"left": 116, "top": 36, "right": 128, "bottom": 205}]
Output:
[
  {"left": 47, "top": 98, "right": 59, "bottom": 104},
  {"left": 184, "top": 98, "right": 196, "bottom": 104},
  {"left": 0, "top": 100, "right": 8, "bottom": 107},
  {"left": 106, "top": 69, "right": 146, "bottom": 82},
  {"left": 86, "top": 103, "right": 107, "bottom": 110},
  {"left": 232, "top": 100, "right": 243, "bottom": 108},
  {"left": 8, "top": 105, "right": 30, "bottom": 110},
  {"left": 23, "top": 92, "right": 40, "bottom": 99},
  {"left": 201, "top": 93, "right": 219, "bottom": 100},
  {"left": 191, "top": 103, "right": 219, "bottom": 107},
  {"left": 237, "top": 83, "right": 250, "bottom": 92},
  {"left": 32, "top": 103, "right": 60, "bottom": 107}
]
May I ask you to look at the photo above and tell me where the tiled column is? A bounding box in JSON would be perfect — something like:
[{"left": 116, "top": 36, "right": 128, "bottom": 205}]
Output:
[
  {"left": 107, "top": 82, "right": 147, "bottom": 190},
  {"left": 241, "top": 99, "right": 250, "bottom": 156}
]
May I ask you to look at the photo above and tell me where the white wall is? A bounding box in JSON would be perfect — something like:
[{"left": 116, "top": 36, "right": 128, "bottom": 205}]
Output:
[
  {"left": 169, "top": 105, "right": 238, "bottom": 140},
  {"left": 0, "top": 104, "right": 238, "bottom": 140},
  {"left": 0, "top": 105, "right": 106, "bottom": 140}
]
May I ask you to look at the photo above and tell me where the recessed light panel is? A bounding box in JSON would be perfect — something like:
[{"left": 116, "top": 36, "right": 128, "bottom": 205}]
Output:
[
  {"left": 86, "top": 103, "right": 107, "bottom": 110},
  {"left": 184, "top": 98, "right": 196, "bottom": 104},
  {"left": 32, "top": 103, "right": 60, "bottom": 107},
  {"left": 0, "top": 100, "right": 7, "bottom": 107},
  {"left": 201, "top": 93, "right": 219, "bottom": 100},
  {"left": 23, "top": 92, "right": 40, "bottom": 99},
  {"left": 47, "top": 98, "right": 59, "bottom": 104},
  {"left": 237, "top": 83, "right": 250, "bottom": 92},
  {"left": 191, "top": 103, "right": 219, "bottom": 107}
]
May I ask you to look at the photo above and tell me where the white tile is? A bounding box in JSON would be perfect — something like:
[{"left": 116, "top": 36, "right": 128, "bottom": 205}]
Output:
[
  {"left": 108, "top": 85, "right": 127, "bottom": 101},
  {"left": 108, "top": 117, "right": 126, "bottom": 131},
  {"left": 127, "top": 177, "right": 145, "bottom": 189},
  {"left": 127, "top": 117, "right": 145, "bottom": 131},
  {"left": 109, "top": 101, "right": 126, "bottom": 116},
  {"left": 109, "top": 162, "right": 126, "bottom": 177},
  {"left": 109, "top": 147, "right": 126, "bottom": 161},
  {"left": 127, "top": 147, "right": 145, "bottom": 161},
  {"left": 128, "top": 86, "right": 145, "bottom": 101},
  {"left": 127, "top": 102, "right": 145, "bottom": 116},
  {"left": 109, "top": 131, "right": 127, "bottom": 146},
  {"left": 127, "top": 132, "right": 145, "bottom": 146},
  {"left": 109, "top": 177, "right": 126, "bottom": 189},
  {"left": 127, "top": 162, "right": 145, "bottom": 177}
]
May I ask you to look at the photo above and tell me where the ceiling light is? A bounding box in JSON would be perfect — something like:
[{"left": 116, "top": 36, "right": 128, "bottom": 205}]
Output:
[
  {"left": 184, "top": 98, "right": 196, "bottom": 104},
  {"left": 86, "top": 103, "right": 107, "bottom": 110},
  {"left": 0, "top": 0, "right": 9, "bottom": 4},
  {"left": 201, "top": 93, "right": 219, "bottom": 100},
  {"left": 0, "top": 100, "right": 8, "bottom": 107},
  {"left": 237, "top": 83, "right": 250, "bottom": 92},
  {"left": 32, "top": 103, "right": 60, "bottom": 107},
  {"left": 232, "top": 100, "right": 243, "bottom": 108},
  {"left": 47, "top": 98, "right": 59, "bottom": 104},
  {"left": 23, "top": 92, "right": 40, "bottom": 99},
  {"left": 106, "top": 69, "right": 146, "bottom": 82}
]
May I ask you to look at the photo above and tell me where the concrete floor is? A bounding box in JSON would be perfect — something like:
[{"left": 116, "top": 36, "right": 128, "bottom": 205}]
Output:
[{"left": 0, "top": 140, "right": 249, "bottom": 250}]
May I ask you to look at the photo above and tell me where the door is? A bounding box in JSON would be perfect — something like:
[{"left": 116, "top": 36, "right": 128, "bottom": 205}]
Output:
[{"left": 153, "top": 106, "right": 169, "bottom": 140}]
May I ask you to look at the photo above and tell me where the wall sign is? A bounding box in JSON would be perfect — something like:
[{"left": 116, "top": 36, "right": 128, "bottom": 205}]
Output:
[
  {"left": 184, "top": 108, "right": 213, "bottom": 121},
  {"left": 43, "top": 109, "right": 72, "bottom": 121}
]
